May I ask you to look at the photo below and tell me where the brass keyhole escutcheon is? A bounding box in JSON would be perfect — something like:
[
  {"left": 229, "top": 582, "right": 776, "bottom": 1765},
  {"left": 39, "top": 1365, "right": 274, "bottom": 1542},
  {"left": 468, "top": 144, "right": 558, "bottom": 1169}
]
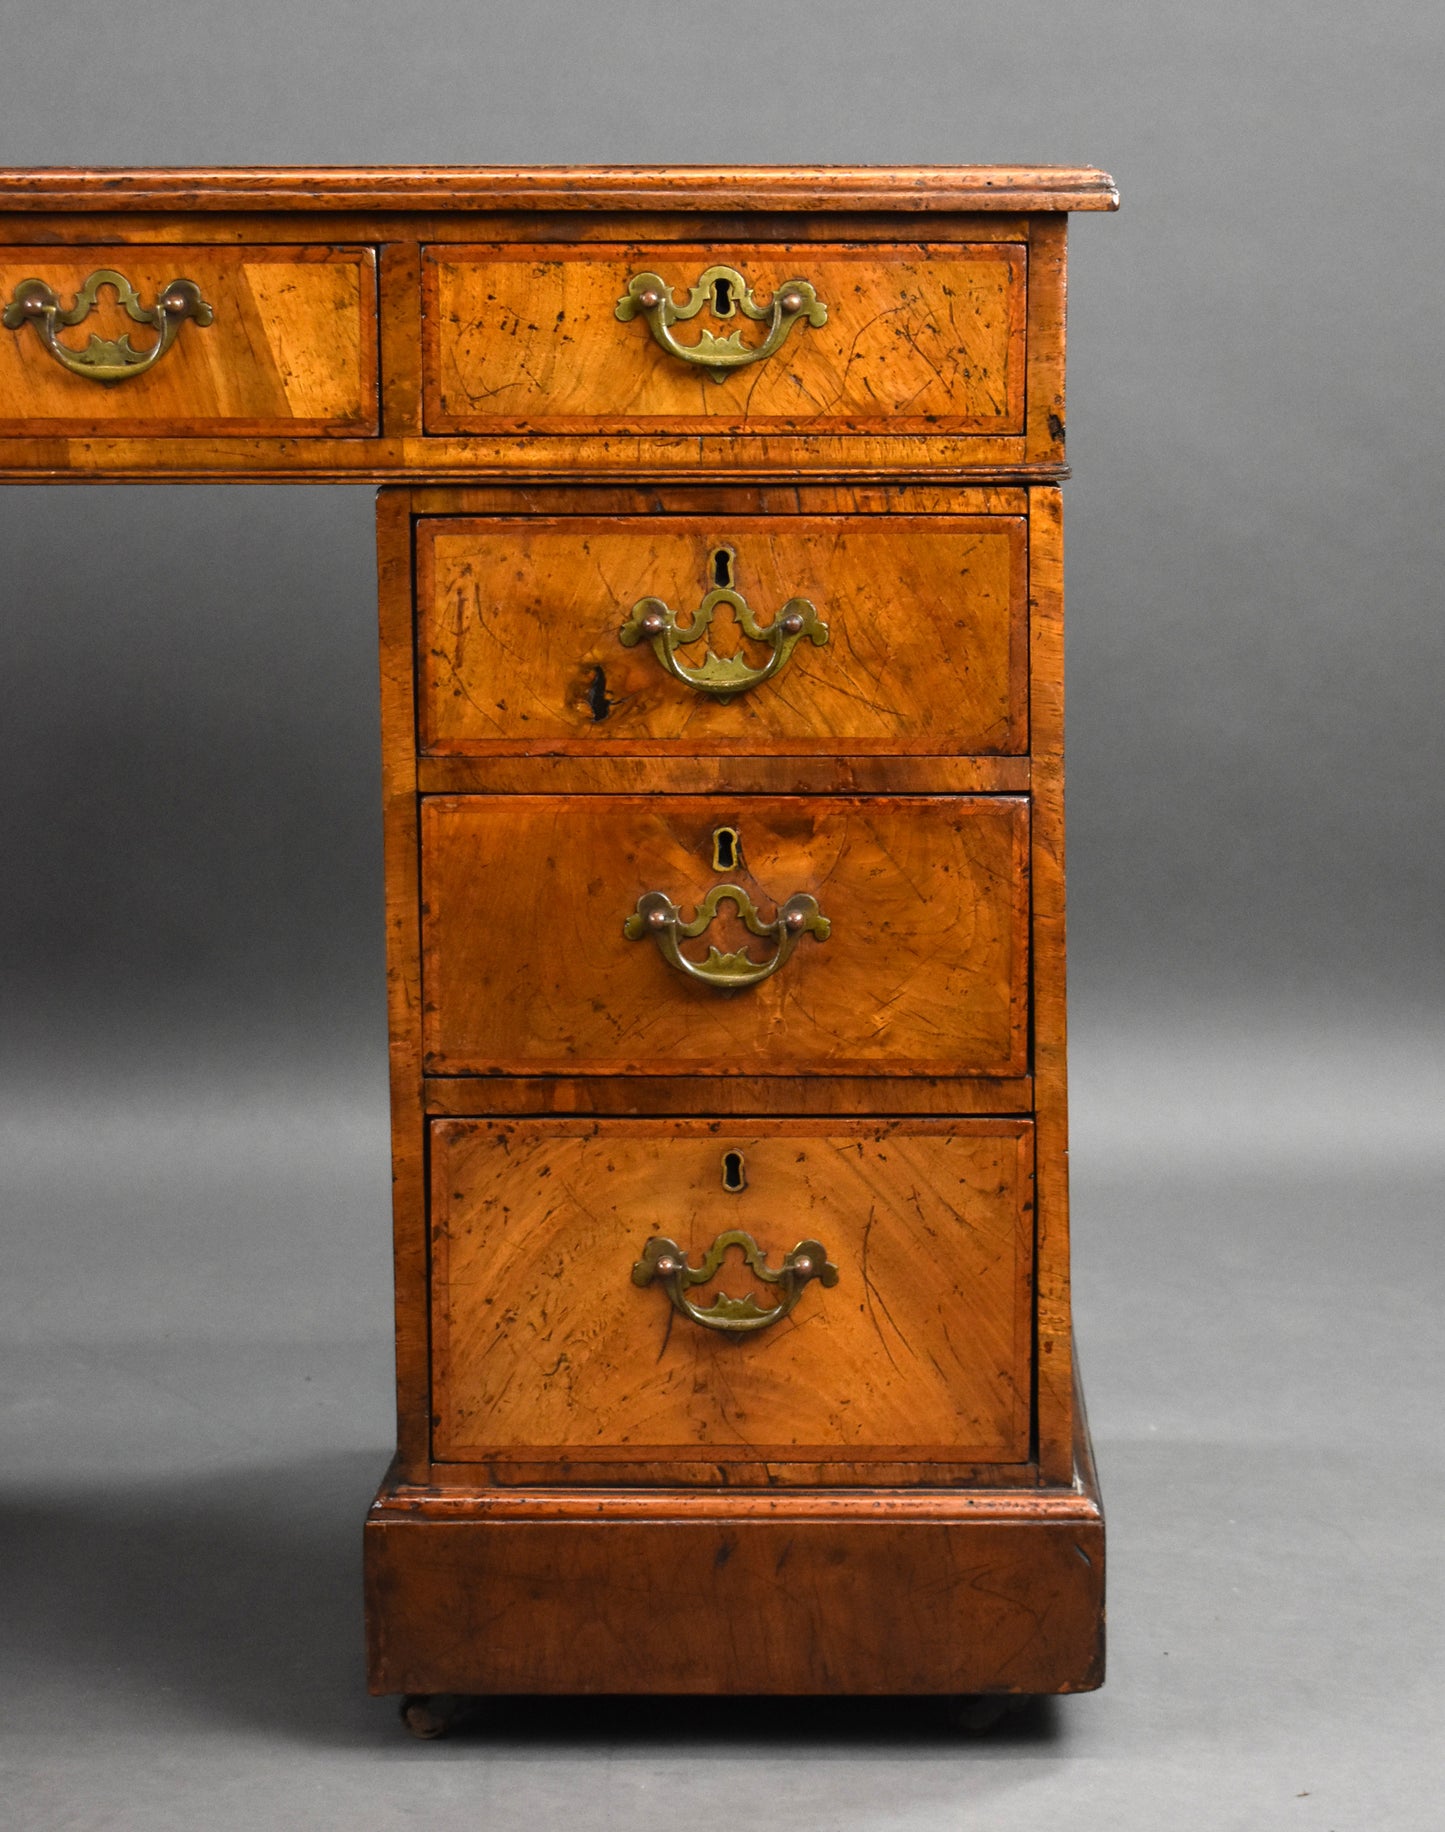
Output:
[
  {"left": 711, "top": 826, "right": 741, "bottom": 874},
  {"left": 721, "top": 1150, "right": 747, "bottom": 1193}
]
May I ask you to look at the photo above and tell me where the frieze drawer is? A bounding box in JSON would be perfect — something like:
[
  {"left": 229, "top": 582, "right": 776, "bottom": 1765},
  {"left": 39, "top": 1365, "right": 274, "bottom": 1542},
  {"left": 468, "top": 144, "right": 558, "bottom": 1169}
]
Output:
[
  {"left": 422, "top": 242, "right": 1027, "bottom": 436},
  {"left": 0, "top": 244, "right": 379, "bottom": 437}
]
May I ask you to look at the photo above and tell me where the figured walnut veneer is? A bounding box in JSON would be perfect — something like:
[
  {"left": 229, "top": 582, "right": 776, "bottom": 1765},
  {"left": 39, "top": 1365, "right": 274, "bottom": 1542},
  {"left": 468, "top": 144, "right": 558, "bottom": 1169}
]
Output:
[{"left": 2, "top": 165, "right": 1115, "bottom": 1708}]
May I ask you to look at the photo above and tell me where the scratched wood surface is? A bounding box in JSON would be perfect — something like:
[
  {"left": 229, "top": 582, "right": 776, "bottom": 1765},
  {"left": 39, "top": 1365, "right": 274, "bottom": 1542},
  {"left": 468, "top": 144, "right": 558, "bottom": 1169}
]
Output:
[
  {"left": 365, "top": 1372, "right": 1104, "bottom": 1695},
  {"left": 0, "top": 245, "right": 377, "bottom": 435},
  {"left": 420, "top": 793, "right": 1030, "bottom": 1078},
  {"left": 421, "top": 1073, "right": 1033, "bottom": 1116},
  {"left": 1027, "top": 484, "right": 1075, "bottom": 1482},
  {"left": 0, "top": 165, "right": 1119, "bottom": 214},
  {"left": 375, "top": 491, "right": 430, "bottom": 1478},
  {"left": 424, "top": 244, "right": 1026, "bottom": 434},
  {"left": 430, "top": 1119, "right": 1032, "bottom": 1466},
  {"left": 416, "top": 514, "right": 1027, "bottom": 755},
  {"left": 417, "top": 754, "right": 1031, "bottom": 797},
  {"left": 365, "top": 1510, "right": 1103, "bottom": 1696}
]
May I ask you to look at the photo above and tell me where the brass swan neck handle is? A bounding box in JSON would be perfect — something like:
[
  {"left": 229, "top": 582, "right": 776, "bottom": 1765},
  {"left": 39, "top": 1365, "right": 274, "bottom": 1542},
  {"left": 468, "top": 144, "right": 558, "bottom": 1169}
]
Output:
[
  {"left": 632, "top": 1230, "right": 839, "bottom": 1334},
  {"left": 615, "top": 264, "right": 827, "bottom": 382},
  {"left": 624, "top": 883, "right": 830, "bottom": 991},
  {"left": 619, "top": 583, "right": 828, "bottom": 702},
  {"left": 4, "top": 269, "right": 213, "bottom": 385}
]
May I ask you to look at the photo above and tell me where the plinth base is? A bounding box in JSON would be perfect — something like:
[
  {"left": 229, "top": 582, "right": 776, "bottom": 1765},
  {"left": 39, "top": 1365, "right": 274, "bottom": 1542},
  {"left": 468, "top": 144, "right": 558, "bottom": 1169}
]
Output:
[{"left": 365, "top": 1395, "right": 1103, "bottom": 1699}]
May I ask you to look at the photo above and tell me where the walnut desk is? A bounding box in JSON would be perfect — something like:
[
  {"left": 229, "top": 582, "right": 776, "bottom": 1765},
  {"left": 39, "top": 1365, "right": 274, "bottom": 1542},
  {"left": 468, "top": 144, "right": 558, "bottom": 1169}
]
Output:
[{"left": 0, "top": 165, "right": 1118, "bottom": 1718}]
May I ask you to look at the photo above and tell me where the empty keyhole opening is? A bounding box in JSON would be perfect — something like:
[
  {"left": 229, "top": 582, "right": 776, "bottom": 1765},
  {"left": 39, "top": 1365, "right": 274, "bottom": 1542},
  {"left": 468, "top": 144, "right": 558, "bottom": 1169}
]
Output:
[
  {"left": 711, "top": 826, "right": 740, "bottom": 873},
  {"left": 585, "top": 665, "right": 610, "bottom": 722},
  {"left": 711, "top": 275, "right": 734, "bottom": 316},
  {"left": 710, "top": 546, "right": 735, "bottom": 589},
  {"left": 722, "top": 1151, "right": 747, "bottom": 1193}
]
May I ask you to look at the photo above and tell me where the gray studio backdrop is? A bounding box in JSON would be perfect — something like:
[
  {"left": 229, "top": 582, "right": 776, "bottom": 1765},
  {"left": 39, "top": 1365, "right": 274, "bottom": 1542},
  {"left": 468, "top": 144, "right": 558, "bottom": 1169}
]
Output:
[{"left": 2, "top": 5, "right": 1443, "bottom": 1831}]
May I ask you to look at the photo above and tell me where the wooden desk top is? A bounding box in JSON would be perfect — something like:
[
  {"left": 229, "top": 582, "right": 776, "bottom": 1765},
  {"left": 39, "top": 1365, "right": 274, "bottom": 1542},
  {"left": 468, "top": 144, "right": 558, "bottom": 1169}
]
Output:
[{"left": 0, "top": 165, "right": 1119, "bottom": 215}]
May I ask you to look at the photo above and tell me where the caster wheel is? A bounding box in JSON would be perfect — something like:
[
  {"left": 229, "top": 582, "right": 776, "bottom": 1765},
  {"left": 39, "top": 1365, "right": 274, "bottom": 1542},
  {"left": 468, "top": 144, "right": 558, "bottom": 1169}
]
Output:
[
  {"left": 952, "top": 1694, "right": 1024, "bottom": 1734},
  {"left": 401, "top": 1693, "right": 470, "bottom": 1739}
]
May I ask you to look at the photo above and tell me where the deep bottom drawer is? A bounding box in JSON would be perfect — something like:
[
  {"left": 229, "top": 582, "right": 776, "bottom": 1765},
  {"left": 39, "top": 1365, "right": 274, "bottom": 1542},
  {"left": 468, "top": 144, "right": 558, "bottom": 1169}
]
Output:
[{"left": 430, "top": 1117, "right": 1034, "bottom": 1475}]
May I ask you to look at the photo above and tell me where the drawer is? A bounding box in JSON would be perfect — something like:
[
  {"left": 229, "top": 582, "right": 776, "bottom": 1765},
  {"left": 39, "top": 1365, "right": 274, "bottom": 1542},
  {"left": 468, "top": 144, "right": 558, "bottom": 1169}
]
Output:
[
  {"left": 423, "top": 243, "right": 1026, "bottom": 435},
  {"left": 421, "top": 794, "right": 1029, "bottom": 1078},
  {"left": 0, "top": 246, "right": 378, "bottom": 435},
  {"left": 430, "top": 1118, "right": 1034, "bottom": 1469},
  {"left": 417, "top": 514, "right": 1027, "bottom": 756}
]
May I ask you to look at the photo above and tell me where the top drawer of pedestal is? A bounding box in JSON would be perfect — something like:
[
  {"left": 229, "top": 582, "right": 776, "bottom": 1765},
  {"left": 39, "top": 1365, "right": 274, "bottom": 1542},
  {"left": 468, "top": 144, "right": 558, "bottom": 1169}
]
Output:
[
  {"left": 0, "top": 245, "right": 378, "bottom": 437},
  {"left": 422, "top": 244, "right": 1027, "bottom": 437}
]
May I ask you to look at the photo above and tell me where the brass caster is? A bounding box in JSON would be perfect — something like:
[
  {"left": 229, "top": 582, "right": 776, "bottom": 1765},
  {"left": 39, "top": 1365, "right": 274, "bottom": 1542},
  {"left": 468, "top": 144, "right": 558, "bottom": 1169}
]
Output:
[{"left": 401, "top": 1693, "right": 470, "bottom": 1739}]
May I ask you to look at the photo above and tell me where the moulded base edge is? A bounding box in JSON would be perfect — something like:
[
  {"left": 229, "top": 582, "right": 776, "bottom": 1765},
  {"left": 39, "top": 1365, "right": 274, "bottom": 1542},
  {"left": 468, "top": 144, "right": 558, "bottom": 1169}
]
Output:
[{"left": 363, "top": 1393, "right": 1104, "bottom": 1698}]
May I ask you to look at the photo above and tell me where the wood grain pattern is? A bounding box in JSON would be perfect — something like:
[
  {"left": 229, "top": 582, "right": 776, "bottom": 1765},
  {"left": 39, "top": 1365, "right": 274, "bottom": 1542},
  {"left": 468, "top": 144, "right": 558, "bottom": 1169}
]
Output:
[
  {"left": 417, "top": 514, "right": 1026, "bottom": 755},
  {"left": 376, "top": 490, "right": 429, "bottom": 1479},
  {"left": 364, "top": 1375, "right": 1104, "bottom": 1696},
  {"left": 439, "top": 1458, "right": 1036, "bottom": 1490},
  {"left": 409, "top": 481, "right": 1033, "bottom": 517},
  {"left": 0, "top": 430, "right": 1052, "bottom": 481},
  {"left": 0, "top": 245, "right": 377, "bottom": 435},
  {"left": 420, "top": 793, "right": 1030, "bottom": 1078},
  {"left": 430, "top": 1118, "right": 1033, "bottom": 1468},
  {"left": 365, "top": 1512, "right": 1102, "bottom": 1696},
  {"left": 0, "top": 211, "right": 1046, "bottom": 249},
  {"left": 1024, "top": 215, "right": 1069, "bottom": 468},
  {"left": 378, "top": 242, "right": 423, "bottom": 436},
  {"left": 1027, "top": 485, "right": 1074, "bottom": 1482},
  {"left": 422, "top": 1073, "right": 1033, "bottom": 1116},
  {"left": 0, "top": 166, "right": 1119, "bottom": 213},
  {"left": 416, "top": 754, "right": 1031, "bottom": 796},
  {"left": 426, "top": 243, "right": 1025, "bottom": 435},
  {"left": 0, "top": 166, "right": 1114, "bottom": 1701}
]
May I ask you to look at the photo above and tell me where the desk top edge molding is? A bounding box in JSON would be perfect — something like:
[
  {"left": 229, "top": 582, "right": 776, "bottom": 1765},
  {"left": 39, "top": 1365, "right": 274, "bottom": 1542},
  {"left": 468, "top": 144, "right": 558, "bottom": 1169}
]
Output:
[{"left": 0, "top": 165, "right": 1119, "bottom": 214}]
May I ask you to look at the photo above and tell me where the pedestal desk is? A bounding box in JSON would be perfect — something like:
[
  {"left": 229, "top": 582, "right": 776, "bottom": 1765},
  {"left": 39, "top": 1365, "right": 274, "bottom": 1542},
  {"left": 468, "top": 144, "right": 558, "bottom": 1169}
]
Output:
[{"left": 1, "top": 165, "right": 1118, "bottom": 1717}]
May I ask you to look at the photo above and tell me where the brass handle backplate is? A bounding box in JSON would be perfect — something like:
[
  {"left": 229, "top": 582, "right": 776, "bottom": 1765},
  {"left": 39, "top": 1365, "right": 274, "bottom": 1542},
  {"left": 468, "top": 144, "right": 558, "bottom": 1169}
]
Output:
[
  {"left": 620, "top": 583, "right": 828, "bottom": 702},
  {"left": 3, "top": 269, "right": 214, "bottom": 384},
  {"left": 632, "top": 1229, "right": 838, "bottom": 1334},
  {"left": 615, "top": 264, "right": 826, "bottom": 382},
  {"left": 624, "top": 883, "right": 830, "bottom": 991}
]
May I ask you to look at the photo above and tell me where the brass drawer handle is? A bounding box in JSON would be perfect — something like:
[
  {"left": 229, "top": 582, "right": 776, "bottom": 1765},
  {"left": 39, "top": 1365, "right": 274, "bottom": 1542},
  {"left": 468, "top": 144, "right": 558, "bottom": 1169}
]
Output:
[
  {"left": 615, "top": 264, "right": 826, "bottom": 382},
  {"left": 620, "top": 582, "right": 828, "bottom": 702},
  {"left": 624, "top": 883, "right": 829, "bottom": 991},
  {"left": 3, "top": 269, "right": 213, "bottom": 385},
  {"left": 633, "top": 1229, "right": 838, "bottom": 1334}
]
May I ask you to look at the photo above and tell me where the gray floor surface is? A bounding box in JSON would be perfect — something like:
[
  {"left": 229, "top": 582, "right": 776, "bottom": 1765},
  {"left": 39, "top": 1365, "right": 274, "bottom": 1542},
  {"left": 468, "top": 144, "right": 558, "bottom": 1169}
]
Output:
[{"left": 4, "top": 1015, "right": 1443, "bottom": 1830}]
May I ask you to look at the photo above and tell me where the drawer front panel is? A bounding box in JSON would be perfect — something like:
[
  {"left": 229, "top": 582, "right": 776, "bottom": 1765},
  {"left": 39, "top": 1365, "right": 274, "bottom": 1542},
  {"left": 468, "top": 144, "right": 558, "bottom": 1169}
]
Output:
[
  {"left": 431, "top": 1118, "right": 1033, "bottom": 1467},
  {"left": 0, "top": 246, "right": 378, "bottom": 435},
  {"left": 423, "top": 244, "right": 1026, "bottom": 434},
  {"left": 417, "top": 514, "right": 1027, "bottom": 756},
  {"left": 421, "top": 794, "right": 1029, "bottom": 1077}
]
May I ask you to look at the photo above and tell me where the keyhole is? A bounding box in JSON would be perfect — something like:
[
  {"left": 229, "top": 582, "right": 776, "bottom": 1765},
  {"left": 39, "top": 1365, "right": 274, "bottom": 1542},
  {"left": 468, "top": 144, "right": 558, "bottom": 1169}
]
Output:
[
  {"left": 711, "top": 275, "right": 734, "bottom": 316},
  {"left": 585, "top": 665, "right": 610, "bottom": 722},
  {"left": 711, "top": 826, "right": 740, "bottom": 873},
  {"left": 721, "top": 1150, "right": 747, "bottom": 1193},
  {"left": 710, "top": 546, "right": 735, "bottom": 589}
]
